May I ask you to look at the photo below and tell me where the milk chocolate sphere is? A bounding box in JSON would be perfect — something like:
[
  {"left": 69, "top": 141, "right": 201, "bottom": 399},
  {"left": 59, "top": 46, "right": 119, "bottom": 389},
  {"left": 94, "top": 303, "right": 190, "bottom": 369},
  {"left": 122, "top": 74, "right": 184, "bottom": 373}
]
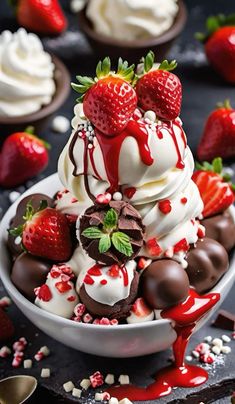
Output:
[
  {"left": 141, "top": 259, "right": 190, "bottom": 309},
  {"left": 202, "top": 212, "right": 235, "bottom": 252},
  {"left": 8, "top": 193, "right": 54, "bottom": 257},
  {"left": 185, "top": 237, "right": 229, "bottom": 294},
  {"left": 11, "top": 253, "right": 50, "bottom": 301}
]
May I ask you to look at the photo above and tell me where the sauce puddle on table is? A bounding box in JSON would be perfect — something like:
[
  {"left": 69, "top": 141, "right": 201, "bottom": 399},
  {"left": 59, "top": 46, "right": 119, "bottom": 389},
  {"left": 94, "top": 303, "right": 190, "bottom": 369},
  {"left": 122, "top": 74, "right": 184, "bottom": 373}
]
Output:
[{"left": 108, "top": 288, "right": 220, "bottom": 401}]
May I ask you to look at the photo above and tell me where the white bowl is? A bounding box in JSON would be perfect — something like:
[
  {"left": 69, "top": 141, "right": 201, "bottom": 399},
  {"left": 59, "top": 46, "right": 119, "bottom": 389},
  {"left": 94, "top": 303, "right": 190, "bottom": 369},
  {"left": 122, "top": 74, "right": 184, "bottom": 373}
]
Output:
[{"left": 0, "top": 174, "right": 235, "bottom": 358}]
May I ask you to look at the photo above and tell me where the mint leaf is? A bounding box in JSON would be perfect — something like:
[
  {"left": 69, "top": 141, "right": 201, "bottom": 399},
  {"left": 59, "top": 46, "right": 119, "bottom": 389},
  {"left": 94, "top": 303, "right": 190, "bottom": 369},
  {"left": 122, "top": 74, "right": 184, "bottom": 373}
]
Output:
[
  {"left": 99, "top": 234, "right": 111, "bottom": 253},
  {"left": 212, "top": 157, "right": 222, "bottom": 174},
  {"left": 82, "top": 227, "right": 103, "bottom": 239},
  {"left": 111, "top": 232, "right": 133, "bottom": 257},
  {"left": 104, "top": 208, "right": 118, "bottom": 230}
]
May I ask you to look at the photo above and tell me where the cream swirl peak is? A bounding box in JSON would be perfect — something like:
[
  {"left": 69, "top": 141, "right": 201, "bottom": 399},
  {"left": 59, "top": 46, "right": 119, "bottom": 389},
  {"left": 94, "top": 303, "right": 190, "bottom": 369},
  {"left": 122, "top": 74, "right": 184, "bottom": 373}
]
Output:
[
  {"left": 0, "top": 28, "right": 55, "bottom": 117},
  {"left": 86, "top": 0, "right": 179, "bottom": 41}
]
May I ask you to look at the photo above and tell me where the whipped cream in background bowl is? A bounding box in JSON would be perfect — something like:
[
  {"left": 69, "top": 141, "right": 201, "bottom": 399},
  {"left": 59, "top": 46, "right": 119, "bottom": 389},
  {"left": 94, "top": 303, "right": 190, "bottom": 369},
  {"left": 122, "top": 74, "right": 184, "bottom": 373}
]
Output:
[
  {"left": 0, "top": 28, "right": 70, "bottom": 134},
  {"left": 77, "top": 0, "right": 187, "bottom": 62}
]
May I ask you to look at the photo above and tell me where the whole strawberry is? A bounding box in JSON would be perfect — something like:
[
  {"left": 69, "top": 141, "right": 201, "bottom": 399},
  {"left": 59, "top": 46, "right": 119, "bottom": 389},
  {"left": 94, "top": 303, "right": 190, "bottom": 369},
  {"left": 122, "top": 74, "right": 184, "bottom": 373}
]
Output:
[
  {"left": 0, "top": 127, "right": 49, "bottom": 188},
  {"left": 197, "top": 100, "right": 235, "bottom": 161},
  {"left": 0, "top": 308, "right": 14, "bottom": 342},
  {"left": 16, "top": 0, "right": 67, "bottom": 35},
  {"left": 192, "top": 157, "right": 235, "bottom": 218},
  {"left": 136, "top": 51, "right": 182, "bottom": 121},
  {"left": 72, "top": 57, "right": 137, "bottom": 136},
  {"left": 196, "top": 14, "right": 235, "bottom": 83},
  {"left": 10, "top": 201, "right": 72, "bottom": 261}
]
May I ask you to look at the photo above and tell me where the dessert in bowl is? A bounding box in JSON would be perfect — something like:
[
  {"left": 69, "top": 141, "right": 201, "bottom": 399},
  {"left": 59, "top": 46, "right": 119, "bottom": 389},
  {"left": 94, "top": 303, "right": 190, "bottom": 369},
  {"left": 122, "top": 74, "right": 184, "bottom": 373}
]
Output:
[
  {"left": 1, "top": 52, "right": 235, "bottom": 401},
  {"left": 0, "top": 28, "right": 70, "bottom": 134},
  {"left": 78, "top": 0, "right": 187, "bottom": 62}
]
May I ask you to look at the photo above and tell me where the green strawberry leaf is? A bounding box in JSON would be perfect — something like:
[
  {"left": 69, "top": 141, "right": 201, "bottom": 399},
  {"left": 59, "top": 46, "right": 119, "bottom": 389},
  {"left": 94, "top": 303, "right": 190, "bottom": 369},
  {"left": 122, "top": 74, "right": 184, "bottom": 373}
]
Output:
[
  {"left": 82, "top": 227, "right": 104, "bottom": 239},
  {"left": 38, "top": 200, "right": 48, "bottom": 212},
  {"left": 222, "top": 172, "right": 232, "bottom": 182},
  {"left": 144, "top": 51, "right": 155, "bottom": 73},
  {"left": 111, "top": 231, "right": 133, "bottom": 257},
  {"left": 8, "top": 224, "right": 23, "bottom": 237},
  {"left": 23, "top": 201, "right": 34, "bottom": 221},
  {"left": 212, "top": 157, "right": 222, "bottom": 174},
  {"left": 103, "top": 208, "right": 118, "bottom": 230},
  {"left": 99, "top": 234, "right": 111, "bottom": 253},
  {"left": 96, "top": 57, "right": 111, "bottom": 79},
  {"left": 159, "top": 59, "right": 177, "bottom": 71},
  {"left": 196, "top": 13, "right": 235, "bottom": 43}
]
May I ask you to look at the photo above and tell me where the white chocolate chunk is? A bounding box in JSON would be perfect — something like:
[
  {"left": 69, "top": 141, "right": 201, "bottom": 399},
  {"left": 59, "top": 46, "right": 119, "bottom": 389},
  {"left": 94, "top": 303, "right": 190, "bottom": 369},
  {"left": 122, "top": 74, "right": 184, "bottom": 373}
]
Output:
[
  {"left": 63, "top": 381, "right": 74, "bottom": 392},
  {"left": 118, "top": 375, "right": 130, "bottom": 385},
  {"left": 80, "top": 378, "right": 91, "bottom": 390},
  {"left": 72, "top": 388, "right": 82, "bottom": 398},
  {"left": 41, "top": 368, "right": 50, "bottom": 378},
  {"left": 23, "top": 359, "right": 32, "bottom": 369},
  {"left": 105, "top": 374, "right": 115, "bottom": 385}
]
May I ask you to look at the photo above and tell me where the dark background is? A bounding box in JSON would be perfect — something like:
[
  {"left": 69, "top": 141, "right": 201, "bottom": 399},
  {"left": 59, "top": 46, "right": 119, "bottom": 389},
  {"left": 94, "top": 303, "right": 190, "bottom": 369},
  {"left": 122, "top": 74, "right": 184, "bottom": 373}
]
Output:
[{"left": 0, "top": 0, "right": 235, "bottom": 403}]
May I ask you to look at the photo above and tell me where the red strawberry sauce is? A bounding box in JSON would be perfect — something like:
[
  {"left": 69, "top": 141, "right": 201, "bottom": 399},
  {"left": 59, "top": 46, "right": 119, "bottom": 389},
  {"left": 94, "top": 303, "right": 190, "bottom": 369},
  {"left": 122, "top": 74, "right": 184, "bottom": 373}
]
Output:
[{"left": 108, "top": 289, "right": 220, "bottom": 401}]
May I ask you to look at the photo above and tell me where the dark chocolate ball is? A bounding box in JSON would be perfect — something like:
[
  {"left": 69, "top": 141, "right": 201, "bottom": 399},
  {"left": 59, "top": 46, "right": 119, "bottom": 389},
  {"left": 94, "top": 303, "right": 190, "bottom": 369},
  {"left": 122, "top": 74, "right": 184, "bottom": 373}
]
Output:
[
  {"left": 11, "top": 253, "right": 50, "bottom": 301},
  {"left": 202, "top": 212, "right": 235, "bottom": 252},
  {"left": 8, "top": 193, "right": 54, "bottom": 258},
  {"left": 141, "top": 259, "right": 190, "bottom": 309},
  {"left": 79, "top": 271, "right": 139, "bottom": 320},
  {"left": 185, "top": 237, "right": 229, "bottom": 294}
]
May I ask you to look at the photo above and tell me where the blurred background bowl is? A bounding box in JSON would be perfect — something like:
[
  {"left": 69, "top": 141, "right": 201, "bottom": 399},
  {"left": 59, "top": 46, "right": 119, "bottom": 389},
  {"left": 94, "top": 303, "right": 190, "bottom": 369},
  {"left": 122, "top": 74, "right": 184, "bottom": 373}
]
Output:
[
  {"left": 0, "top": 55, "right": 71, "bottom": 138},
  {"left": 77, "top": 0, "right": 187, "bottom": 63}
]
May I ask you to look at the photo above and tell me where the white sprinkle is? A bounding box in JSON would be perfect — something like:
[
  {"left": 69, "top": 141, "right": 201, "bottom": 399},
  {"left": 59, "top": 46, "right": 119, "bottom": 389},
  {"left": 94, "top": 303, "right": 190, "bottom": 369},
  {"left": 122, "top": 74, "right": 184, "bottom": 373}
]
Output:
[
  {"left": 23, "top": 359, "right": 32, "bottom": 369},
  {"left": 70, "top": 0, "right": 86, "bottom": 13},
  {"left": 186, "top": 355, "right": 193, "bottom": 362},
  {"left": 118, "top": 375, "right": 130, "bottom": 385},
  {"left": 212, "top": 338, "right": 223, "bottom": 348},
  {"left": 80, "top": 378, "right": 91, "bottom": 390},
  {"left": 63, "top": 381, "right": 74, "bottom": 392},
  {"left": 222, "top": 335, "right": 231, "bottom": 343},
  {"left": 88, "top": 125, "right": 93, "bottom": 131},
  {"left": 41, "top": 368, "right": 50, "bottom": 378},
  {"left": 39, "top": 346, "right": 50, "bottom": 356},
  {"left": 221, "top": 346, "right": 231, "bottom": 354},
  {"left": 88, "top": 136, "right": 94, "bottom": 142},
  {"left": 113, "top": 192, "right": 122, "bottom": 201},
  {"left": 105, "top": 374, "right": 115, "bottom": 385},
  {"left": 204, "top": 336, "right": 212, "bottom": 343},
  {"left": 88, "top": 144, "right": 93, "bottom": 149},
  {"left": 212, "top": 346, "right": 221, "bottom": 355},
  {"left": 200, "top": 343, "right": 210, "bottom": 354},
  {"left": 144, "top": 110, "right": 156, "bottom": 122},
  {"left": 86, "top": 131, "right": 91, "bottom": 137},
  {"left": 109, "top": 398, "right": 119, "bottom": 404},
  {"left": 72, "top": 388, "right": 82, "bottom": 398},
  {"left": 192, "top": 350, "right": 200, "bottom": 358},
  {"left": 95, "top": 392, "right": 103, "bottom": 401},
  {"left": 14, "top": 236, "right": 22, "bottom": 245},
  {"left": 52, "top": 115, "right": 70, "bottom": 133},
  {"left": 119, "top": 399, "right": 133, "bottom": 404},
  {"left": 9, "top": 191, "right": 21, "bottom": 203},
  {"left": 78, "top": 131, "right": 83, "bottom": 137}
]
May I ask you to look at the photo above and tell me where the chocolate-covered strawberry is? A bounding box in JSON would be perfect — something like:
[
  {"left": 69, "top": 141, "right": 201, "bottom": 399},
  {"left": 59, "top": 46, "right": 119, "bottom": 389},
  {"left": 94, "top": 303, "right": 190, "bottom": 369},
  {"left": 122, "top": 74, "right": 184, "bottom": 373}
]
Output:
[{"left": 79, "top": 200, "right": 145, "bottom": 265}]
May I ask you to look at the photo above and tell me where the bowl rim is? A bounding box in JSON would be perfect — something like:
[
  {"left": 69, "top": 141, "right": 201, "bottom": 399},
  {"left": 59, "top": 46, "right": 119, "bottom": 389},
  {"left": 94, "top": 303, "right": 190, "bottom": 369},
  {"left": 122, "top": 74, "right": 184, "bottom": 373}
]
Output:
[
  {"left": 0, "top": 54, "right": 71, "bottom": 125},
  {"left": 0, "top": 173, "right": 234, "bottom": 332},
  {"left": 78, "top": 0, "right": 187, "bottom": 48}
]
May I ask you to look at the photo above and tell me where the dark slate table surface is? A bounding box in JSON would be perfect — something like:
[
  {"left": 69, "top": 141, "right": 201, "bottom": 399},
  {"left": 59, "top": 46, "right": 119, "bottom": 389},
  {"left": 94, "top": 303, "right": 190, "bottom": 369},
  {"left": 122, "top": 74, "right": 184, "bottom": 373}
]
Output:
[{"left": 0, "top": 0, "right": 235, "bottom": 403}]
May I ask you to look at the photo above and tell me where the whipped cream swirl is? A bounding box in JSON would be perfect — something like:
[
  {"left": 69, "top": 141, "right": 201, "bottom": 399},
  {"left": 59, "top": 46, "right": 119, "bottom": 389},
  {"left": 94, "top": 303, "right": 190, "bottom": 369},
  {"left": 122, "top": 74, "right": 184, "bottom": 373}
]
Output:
[
  {"left": 86, "top": 0, "right": 179, "bottom": 41},
  {"left": 0, "top": 28, "right": 55, "bottom": 117}
]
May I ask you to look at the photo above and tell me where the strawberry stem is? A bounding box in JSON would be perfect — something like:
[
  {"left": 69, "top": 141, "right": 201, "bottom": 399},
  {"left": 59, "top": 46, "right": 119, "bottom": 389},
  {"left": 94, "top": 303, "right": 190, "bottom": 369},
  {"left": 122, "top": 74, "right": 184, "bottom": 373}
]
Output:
[
  {"left": 25, "top": 126, "right": 35, "bottom": 135},
  {"left": 217, "top": 99, "right": 232, "bottom": 110},
  {"left": 195, "top": 13, "right": 235, "bottom": 43}
]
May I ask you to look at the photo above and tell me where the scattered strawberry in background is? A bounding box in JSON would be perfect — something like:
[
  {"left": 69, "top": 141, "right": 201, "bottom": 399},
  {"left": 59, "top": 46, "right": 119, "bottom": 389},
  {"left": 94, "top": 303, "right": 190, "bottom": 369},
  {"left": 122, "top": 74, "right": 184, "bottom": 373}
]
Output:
[
  {"left": 9, "top": 201, "right": 72, "bottom": 261},
  {"left": 72, "top": 57, "right": 137, "bottom": 136},
  {"left": 0, "top": 127, "right": 49, "bottom": 188},
  {"left": 192, "top": 157, "right": 235, "bottom": 218},
  {"left": 196, "top": 14, "right": 235, "bottom": 83},
  {"left": 136, "top": 51, "right": 182, "bottom": 120},
  {"left": 197, "top": 100, "right": 235, "bottom": 161},
  {"left": 10, "top": 0, "right": 67, "bottom": 35},
  {"left": 0, "top": 308, "right": 14, "bottom": 342}
]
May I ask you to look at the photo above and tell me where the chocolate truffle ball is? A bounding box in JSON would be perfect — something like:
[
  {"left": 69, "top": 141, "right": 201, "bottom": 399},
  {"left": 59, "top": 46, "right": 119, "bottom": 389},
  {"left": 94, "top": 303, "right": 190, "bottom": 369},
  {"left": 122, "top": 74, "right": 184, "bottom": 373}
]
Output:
[
  {"left": 8, "top": 193, "right": 54, "bottom": 258},
  {"left": 79, "top": 200, "right": 145, "bottom": 265},
  {"left": 202, "top": 212, "right": 235, "bottom": 252},
  {"left": 185, "top": 237, "right": 229, "bottom": 294},
  {"left": 141, "top": 259, "right": 190, "bottom": 309},
  {"left": 79, "top": 271, "right": 139, "bottom": 320},
  {"left": 11, "top": 253, "right": 51, "bottom": 300}
]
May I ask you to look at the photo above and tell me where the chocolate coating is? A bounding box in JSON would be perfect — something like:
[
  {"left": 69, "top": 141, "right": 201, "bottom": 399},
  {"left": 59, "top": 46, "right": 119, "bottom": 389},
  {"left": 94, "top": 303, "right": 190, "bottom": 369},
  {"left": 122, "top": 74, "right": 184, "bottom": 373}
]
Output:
[
  {"left": 79, "top": 271, "right": 139, "bottom": 319},
  {"left": 79, "top": 200, "right": 145, "bottom": 265},
  {"left": 185, "top": 237, "right": 229, "bottom": 294},
  {"left": 8, "top": 193, "right": 54, "bottom": 258},
  {"left": 202, "top": 211, "right": 235, "bottom": 252},
  {"left": 141, "top": 259, "right": 190, "bottom": 309},
  {"left": 11, "top": 252, "right": 50, "bottom": 301}
]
